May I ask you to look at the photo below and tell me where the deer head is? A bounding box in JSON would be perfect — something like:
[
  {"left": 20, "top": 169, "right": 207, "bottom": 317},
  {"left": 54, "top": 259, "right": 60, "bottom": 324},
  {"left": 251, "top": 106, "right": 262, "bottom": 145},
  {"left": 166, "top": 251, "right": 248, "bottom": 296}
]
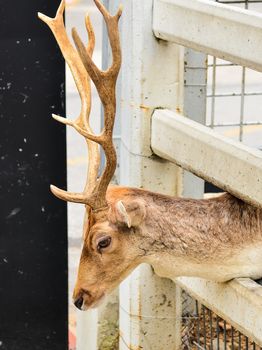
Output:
[{"left": 38, "top": 0, "right": 148, "bottom": 310}]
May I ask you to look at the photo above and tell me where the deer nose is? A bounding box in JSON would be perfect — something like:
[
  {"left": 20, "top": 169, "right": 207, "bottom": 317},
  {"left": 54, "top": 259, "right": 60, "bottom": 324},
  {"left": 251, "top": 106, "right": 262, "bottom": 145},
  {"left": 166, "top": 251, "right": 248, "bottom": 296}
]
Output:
[{"left": 74, "top": 296, "right": 84, "bottom": 310}]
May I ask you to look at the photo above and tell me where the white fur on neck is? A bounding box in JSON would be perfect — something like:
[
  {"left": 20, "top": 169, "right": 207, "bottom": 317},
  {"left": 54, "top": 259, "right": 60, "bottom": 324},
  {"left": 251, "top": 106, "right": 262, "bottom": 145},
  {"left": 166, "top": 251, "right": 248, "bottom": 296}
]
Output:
[{"left": 148, "top": 243, "right": 262, "bottom": 282}]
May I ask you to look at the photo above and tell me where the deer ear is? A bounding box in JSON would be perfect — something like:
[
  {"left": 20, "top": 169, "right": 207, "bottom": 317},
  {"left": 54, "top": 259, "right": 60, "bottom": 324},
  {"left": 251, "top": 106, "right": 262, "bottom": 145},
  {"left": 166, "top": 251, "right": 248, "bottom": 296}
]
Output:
[{"left": 109, "top": 199, "right": 146, "bottom": 228}]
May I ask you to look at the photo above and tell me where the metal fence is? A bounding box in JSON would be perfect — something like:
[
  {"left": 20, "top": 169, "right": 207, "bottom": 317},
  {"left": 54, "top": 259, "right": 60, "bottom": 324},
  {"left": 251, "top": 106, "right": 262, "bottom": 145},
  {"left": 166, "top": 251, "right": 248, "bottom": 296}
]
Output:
[
  {"left": 181, "top": 291, "right": 262, "bottom": 350},
  {"left": 181, "top": 1, "right": 262, "bottom": 348},
  {"left": 154, "top": 0, "right": 262, "bottom": 350},
  {"left": 207, "top": 0, "right": 262, "bottom": 144}
]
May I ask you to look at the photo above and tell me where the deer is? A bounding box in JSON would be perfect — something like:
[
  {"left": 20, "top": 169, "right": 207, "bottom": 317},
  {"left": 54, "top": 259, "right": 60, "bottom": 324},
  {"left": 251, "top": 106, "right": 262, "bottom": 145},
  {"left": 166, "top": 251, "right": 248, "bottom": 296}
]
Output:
[{"left": 38, "top": 0, "right": 262, "bottom": 311}]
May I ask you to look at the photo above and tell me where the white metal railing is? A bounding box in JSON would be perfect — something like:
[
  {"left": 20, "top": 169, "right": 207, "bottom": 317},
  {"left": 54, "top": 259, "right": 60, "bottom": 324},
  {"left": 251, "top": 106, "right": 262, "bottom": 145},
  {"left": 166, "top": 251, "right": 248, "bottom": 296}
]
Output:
[
  {"left": 152, "top": 109, "right": 262, "bottom": 209},
  {"left": 151, "top": 0, "right": 262, "bottom": 347},
  {"left": 153, "top": 0, "right": 262, "bottom": 71}
]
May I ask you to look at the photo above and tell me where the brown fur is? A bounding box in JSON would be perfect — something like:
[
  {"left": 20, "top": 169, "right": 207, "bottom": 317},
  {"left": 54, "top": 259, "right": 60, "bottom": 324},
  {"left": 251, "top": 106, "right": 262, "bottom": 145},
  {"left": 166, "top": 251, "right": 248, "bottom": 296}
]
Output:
[{"left": 73, "top": 186, "right": 262, "bottom": 309}]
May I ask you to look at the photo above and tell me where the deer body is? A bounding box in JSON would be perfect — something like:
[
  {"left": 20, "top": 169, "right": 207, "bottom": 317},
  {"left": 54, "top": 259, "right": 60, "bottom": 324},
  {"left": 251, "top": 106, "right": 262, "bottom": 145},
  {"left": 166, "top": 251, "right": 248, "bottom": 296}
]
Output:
[{"left": 39, "top": 1, "right": 262, "bottom": 311}]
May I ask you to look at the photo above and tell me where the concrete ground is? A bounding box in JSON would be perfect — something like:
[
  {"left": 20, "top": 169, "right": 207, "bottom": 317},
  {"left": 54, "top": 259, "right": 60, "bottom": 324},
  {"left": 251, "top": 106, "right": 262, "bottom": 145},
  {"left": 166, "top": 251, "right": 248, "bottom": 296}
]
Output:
[{"left": 65, "top": 0, "right": 262, "bottom": 349}]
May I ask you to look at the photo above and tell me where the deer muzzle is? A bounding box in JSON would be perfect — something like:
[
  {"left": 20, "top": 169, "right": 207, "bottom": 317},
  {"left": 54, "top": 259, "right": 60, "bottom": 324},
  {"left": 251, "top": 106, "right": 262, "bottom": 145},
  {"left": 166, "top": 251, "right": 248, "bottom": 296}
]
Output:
[{"left": 73, "top": 288, "right": 105, "bottom": 310}]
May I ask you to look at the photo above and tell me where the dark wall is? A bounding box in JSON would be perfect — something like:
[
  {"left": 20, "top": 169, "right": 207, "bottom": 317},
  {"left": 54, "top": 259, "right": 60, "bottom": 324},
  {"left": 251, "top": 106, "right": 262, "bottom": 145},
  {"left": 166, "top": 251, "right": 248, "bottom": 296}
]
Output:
[{"left": 0, "top": 1, "right": 68, "bottom": 349}]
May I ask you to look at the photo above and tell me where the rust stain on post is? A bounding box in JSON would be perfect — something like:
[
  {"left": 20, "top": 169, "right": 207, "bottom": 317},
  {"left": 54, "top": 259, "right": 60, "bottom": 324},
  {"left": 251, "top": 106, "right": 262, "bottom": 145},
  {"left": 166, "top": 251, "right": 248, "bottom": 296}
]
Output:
[
  {"left": 139, "top": 104, "right": 150, "bottom": 112},
  {"left": 119, "top": 331, "right": 143, "bottom": 350}
]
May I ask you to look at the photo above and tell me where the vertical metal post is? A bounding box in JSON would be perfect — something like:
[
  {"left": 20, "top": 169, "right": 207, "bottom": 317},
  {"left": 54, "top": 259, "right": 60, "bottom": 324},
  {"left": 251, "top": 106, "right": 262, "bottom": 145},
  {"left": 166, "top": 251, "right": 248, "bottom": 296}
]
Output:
[
  {"left": 240, "top": 67, "right": 246, "bottom": 142},
  {"left": 182, "top": 48, "right": 207, "bottom": 199},
  {"left": 210, "top": 56, "right": 217, "bottom": 130},
  {"left": 179, "top": 48, "right": 207, "bottom": 350},
  {"left": 239, "top": 0, "right": 249, "bottom": 142},
  {"left": 117, "top": 0, "right": 183, "bottom": 349}
]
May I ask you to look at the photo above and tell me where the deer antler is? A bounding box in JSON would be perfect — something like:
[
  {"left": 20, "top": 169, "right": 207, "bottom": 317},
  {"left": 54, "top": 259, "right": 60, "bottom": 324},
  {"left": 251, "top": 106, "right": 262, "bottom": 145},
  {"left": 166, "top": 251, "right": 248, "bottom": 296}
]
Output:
[{"left": 38, "top": 0, "right": 122, "bottom": 210}]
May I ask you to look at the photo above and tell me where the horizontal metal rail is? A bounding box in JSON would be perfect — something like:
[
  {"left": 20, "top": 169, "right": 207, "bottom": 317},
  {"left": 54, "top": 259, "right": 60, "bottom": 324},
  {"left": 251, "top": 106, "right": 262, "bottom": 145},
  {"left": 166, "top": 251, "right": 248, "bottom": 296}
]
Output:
[
  {"left": 153, "top": 0, "right": 262, "bottom": 71},
  {"left": 175, "top": 277, "right": 262, "bottom": 347},
  {"left": 218, "top": 0, "right": 262, "bottom": 3},
  {"left": 207, "top": 92, "right": 262, "bottom": 97},
  {"left": 206, "top": 121, "right": 262, "bottom": 127},
  {"left": 151, "top": 109, "right": 262, "bottom": 208}
]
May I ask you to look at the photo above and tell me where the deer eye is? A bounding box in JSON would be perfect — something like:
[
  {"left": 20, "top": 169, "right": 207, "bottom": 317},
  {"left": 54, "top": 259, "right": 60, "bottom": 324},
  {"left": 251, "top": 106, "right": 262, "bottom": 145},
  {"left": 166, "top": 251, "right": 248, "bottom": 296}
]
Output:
[{"left": 97, "top": 237, "right": 112, "bottom": 253}]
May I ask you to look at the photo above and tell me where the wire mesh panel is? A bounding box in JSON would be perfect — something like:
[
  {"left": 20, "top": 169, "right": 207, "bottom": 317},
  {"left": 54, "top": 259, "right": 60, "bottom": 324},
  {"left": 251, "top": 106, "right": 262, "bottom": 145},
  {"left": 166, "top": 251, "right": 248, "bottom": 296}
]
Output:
[
  {"left": 181, "top": 291, "right": 262, "bottom": 350},
  {"left": 181, "top": 3, "right": 262, "bottom": 348},
  {"left": 206, "top": 0, "right": 262, "bottom": 148},
  {"left": 204, "top": 0, "right": 262, "bottom": 194}
]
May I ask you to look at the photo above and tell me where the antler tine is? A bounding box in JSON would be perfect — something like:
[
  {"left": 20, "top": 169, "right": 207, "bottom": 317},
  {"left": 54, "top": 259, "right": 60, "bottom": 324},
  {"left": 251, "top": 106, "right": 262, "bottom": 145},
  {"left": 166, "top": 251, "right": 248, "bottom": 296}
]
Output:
[
  {"left": 71, "top": 0, "right": 122, "bottom": 209},
  {"left": 38, "top": 0, "right": 100, "bottom": 203},
  {"left": 39, "top": 0, "right": 122, "bottom": 210},
  {"left": 72, "top": 4, "right": 122, "bottom": 108},
  {"left": 85, "top": 15, "right": 95, "bottom": 57},
  {"left": 93, "top": 0, "right": 123, "bottom": 75},
  {"left": 50, "top": 185, "right": 86, "bottom": 203}
]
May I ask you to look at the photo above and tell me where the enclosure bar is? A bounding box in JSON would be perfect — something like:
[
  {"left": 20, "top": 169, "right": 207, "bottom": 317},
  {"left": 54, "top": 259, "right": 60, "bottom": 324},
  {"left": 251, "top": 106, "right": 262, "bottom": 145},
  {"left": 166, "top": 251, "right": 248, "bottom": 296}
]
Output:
[
  {"left": 239, "top": 333, "right": 242, "bottom": 350},
  {"left": 224, "top": 321, "right": 227, "bottom": 350},
  {"left": 209, "top": 309, "right": 213, "bottom": 350},
  {"left": 210, "top": 57, "right": 217, "bottom": 129},
  {"left": 239, "top": 0, "right": 249, "bottom": 142},
  {"left": 153, "top": 0, "right": 262, "bottom": 72},
  {"left": 151, "top": 109, "right": 262, "bottom": 208},
  {"left": 247, "top": 337, "right": 250, "bottom": 349},
  {"left": 207, "top": 92, "right": 262, "bottom": 97},
  {"left": 218, "top": 1, "right": 262, "bottom": 3},
  {"left": 203, "top": 305, "right": 207, "bottom": 349},
  {"left": 116, "top": 1, "right": 183, "bottom": 349},
  {"left": 196, "top": 301, "right": 200, "bottom": 345},
  {"left": 208, "top": 63, "right": 238, "bottom": 67},
  {"left": 216, "top": 317, "right": 220, "bottom": 349},
  {"left": 206, "top": 121, "right": 262, "bottom": 127},
  {"left": 182, "top": 48, "right": 206, "bottom": 198},
  {"left": 175, "top": 277, "right": 262, "bottom": 347},
  {"left": 232, "top": 325, "right": 235, "bottom": 349},
  {"left": 239, "top": 67, "right": 246, "bottom": 141}
]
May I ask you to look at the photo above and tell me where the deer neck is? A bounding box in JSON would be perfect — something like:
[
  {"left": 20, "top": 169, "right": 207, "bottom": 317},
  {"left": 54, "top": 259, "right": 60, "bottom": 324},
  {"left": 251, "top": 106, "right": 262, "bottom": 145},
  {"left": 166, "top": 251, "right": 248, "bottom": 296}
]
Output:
[{"left": 139, "top": 191, "right": 262, "bottom": 281}]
